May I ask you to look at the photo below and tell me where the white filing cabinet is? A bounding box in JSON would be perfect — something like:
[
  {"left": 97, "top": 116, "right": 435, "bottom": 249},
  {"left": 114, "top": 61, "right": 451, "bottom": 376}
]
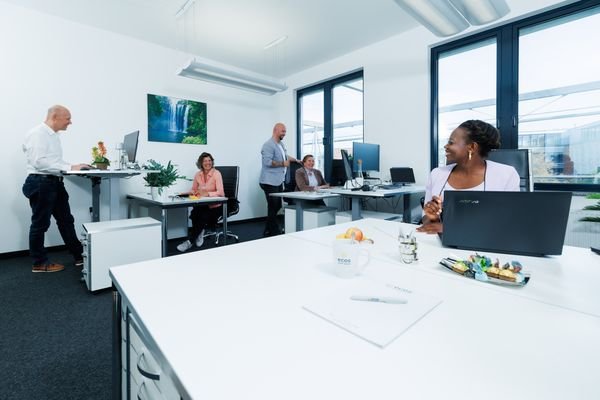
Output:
[
  {"left": 81, "top": 217, "right": 161, "bottom": 292},
  {"left": 284, "top": 206, "right": 336, "bottom": 233}
]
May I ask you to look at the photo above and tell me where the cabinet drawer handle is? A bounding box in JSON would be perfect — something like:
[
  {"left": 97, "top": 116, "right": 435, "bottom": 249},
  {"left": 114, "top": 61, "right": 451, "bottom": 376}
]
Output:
[{"left": 137, "top": 351, "right": 160, "bottom": 381}]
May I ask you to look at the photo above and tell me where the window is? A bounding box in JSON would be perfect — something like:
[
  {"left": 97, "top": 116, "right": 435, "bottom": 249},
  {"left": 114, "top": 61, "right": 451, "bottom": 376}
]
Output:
[
  {"left": 432, "top": 0, "right": 600, "bottom": 191},
  {"left": 297, "top": 71, "right": 364, "bottom": 180}
]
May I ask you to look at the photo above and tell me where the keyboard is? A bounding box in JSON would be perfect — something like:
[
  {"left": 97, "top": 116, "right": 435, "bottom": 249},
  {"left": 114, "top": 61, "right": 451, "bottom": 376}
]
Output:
[{"left": 379, "top": 183, "right": 403, "bottom": 190}]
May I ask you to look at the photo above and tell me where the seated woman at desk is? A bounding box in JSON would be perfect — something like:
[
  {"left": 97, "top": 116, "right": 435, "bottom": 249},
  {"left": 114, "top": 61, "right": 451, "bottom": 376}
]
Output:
[
  {"left": 295, "top": 154, "right": 330, "bottom": 206},
  {"left": 417, "top": 120, "right": 519, "bottom": 234},
  {"left": 177, "top": 152, "right": 224, "bottom": 252}
]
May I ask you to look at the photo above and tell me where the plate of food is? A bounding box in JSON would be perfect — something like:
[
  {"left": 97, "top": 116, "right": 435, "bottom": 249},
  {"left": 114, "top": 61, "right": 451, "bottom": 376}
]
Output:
[{"left": 439, "top": 253, "right": 530, "bottom": 287}]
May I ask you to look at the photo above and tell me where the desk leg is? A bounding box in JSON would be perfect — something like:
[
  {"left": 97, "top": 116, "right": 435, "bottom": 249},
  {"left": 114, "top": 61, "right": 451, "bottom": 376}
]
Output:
[
  {"left": 403, "top": 194, "right": 411, "bottom": 224},
  {"left": 222, "top": 202, "right": 228, "bottom": 246},
  {"left": 91, "top": 177, "right": 101, "bottom": 222},
  {"left": 161, "top": 208, "right": 168, "bottom": 257},
  {"left": 295, "top": 200, "right": 304, "bottom": 232},
  {"left": 108, "top": 178, "right": 121, "bottom": 220},
  {"left": 351, "top": 197, "right": 362, "bottom": 221}
]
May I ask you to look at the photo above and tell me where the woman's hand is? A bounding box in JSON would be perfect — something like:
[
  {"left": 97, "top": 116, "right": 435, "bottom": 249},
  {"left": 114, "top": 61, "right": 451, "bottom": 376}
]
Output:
[
  {"left": 416, "top": 222, "right": 443, "bottom": 234},
  {"left": 423, "top": 195, "right": 443, "bottom": 222}
]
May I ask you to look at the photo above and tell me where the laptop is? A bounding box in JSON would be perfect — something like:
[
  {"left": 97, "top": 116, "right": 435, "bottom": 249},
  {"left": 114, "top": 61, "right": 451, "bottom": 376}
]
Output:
[
  {"left": 441, "top": 191, "right": 572, "bottom": 256},
  {"left": 380, "top": 167, "right": 416, "bottom": 189}
]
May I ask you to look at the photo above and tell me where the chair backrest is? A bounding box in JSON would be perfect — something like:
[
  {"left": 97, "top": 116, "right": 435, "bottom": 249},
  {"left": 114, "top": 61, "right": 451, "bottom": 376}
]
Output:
[
  {"left": 284, "top": 162, "right": 303, "bottom": 192},
  {"left": 487, "top": 149, "right": 532, "bottom": 192},
  {"left": 215, "top": 166, "right": 240, "bottom": 216}
]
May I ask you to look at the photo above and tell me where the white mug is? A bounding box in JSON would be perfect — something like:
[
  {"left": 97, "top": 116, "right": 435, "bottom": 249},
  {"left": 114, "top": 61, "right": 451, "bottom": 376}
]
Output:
[{"left": 332, "top": 239, "right": 371, "bottom": 278}]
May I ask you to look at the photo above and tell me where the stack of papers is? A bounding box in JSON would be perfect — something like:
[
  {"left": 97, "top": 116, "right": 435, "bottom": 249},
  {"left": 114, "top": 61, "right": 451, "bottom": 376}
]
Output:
[{"left": 303, "top": 280, "right": 442, "bottom": 348}]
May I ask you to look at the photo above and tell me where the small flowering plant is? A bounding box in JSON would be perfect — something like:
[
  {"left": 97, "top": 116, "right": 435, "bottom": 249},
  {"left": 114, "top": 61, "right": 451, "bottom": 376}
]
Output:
[{"left": 91, "top": 141, "right": 110, "bottom": 165}]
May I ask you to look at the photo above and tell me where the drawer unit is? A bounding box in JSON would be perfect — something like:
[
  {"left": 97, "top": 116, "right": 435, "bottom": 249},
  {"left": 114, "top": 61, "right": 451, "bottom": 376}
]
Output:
[
  {"left": 127, "top": 314, "right": 180, "bottom": 400},
  {"left": 81, "top": 217, "right": 161, "bottom": 291}
]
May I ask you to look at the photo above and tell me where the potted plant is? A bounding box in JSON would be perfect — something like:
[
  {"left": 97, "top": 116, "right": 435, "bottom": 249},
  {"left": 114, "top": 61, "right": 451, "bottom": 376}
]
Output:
[
  {"left": 579, "top": 193, "right": 600, "bottom": 224},
  {"left": 143, "top": 159, "right": 187, "bottom": 201},
  {"left": 91, "top": 141, "right": 110, "bottom": 170}
]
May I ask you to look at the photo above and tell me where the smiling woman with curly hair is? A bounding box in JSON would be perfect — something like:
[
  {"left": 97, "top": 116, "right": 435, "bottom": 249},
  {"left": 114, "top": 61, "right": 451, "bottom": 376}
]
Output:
[{"left": 417, "top": 120, "right": 520, "bottom": 234}]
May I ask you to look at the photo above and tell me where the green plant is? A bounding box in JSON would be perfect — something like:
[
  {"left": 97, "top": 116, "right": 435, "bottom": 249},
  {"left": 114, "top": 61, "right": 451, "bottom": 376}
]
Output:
[
  {"left": 579, "top": 193, "right": 600, "bottom": 223},
  {"left": 143, "top": 160, "right": 187, "bottom": 194},
  {"left": 91, "top": 141, "right": 110, "bottom": 165}
]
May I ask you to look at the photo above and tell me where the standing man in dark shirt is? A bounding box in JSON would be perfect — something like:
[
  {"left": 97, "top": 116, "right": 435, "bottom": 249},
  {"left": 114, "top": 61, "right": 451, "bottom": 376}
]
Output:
[
  {"left": 259, "top": 123, "right": 298, "bottom": 237},
  {"left": 22, "top": 105, "right": 89, "bottom": 272}
]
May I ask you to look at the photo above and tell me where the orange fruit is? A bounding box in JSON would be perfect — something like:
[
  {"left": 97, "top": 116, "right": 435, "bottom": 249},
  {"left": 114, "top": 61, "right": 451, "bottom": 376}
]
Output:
[{"left": 345, "top": 227, "right": 363, "bottom": 241}]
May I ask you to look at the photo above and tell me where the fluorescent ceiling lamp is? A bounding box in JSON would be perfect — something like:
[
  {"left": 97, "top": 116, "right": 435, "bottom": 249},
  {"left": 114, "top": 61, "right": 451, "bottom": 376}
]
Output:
[
  {"left": 177, "top": 57, "right": 288, "bottom": 96},
  {"left": 449, "top": 0, "right": 509, "bottom": 25},
  {"left": 393, "top": 0, "right": 469, "bottom": 37}
]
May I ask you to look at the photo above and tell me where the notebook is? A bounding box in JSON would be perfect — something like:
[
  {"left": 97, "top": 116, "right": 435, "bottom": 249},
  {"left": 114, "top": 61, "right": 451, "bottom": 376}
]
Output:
[
  {"left": 303, "top": 280, "right": 442, "bottom": 348},
  {"left": 441, "top": 191, "right": 572, "bottom": 256}
]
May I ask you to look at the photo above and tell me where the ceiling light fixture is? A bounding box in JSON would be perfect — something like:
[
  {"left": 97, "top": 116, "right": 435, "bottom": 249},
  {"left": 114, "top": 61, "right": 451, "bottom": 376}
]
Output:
[
  {"left": 264, "top": 35, "right": 288, "bottom": 50},
  {"left": 449, "top": 0, "right": 510, "bottom": 25},
  {"left": 177, "top": 57, "right": 288, "bottom": 96},
  {"left": 175, "top": 0, "right": 196, "bottom": 20},
  {"left": 394, "top": 0, "right": 509, "bottom": 37}
]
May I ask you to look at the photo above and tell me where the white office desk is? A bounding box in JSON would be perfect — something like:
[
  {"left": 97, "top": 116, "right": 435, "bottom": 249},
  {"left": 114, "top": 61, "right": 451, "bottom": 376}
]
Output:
[
  {"left": 126, "top": 193, "right": 228, "bottom": 257},
  {"left": 63, "top": 169, "right": 148, "bottom": 221},
  {"left": 270, "top": 191, "right": 340, "bottom": 231},
  {"left": 110, "top": 218, "right": 600, "bottom": 400},
  {"left": 326, "top": 185, "right": 425, "bottom": 223}
]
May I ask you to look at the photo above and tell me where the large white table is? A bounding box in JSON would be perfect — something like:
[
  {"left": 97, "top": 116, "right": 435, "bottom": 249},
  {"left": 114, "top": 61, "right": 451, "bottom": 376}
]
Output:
[
  {"left": 326, "top": 185, "right": 425, "bottom": 223},
  {"left": 110, "top": 218, "right": 600, "bottom": 400},
  {"left": 126, "top": 193, "right": 228, "bottom": 257},
  {"left": 269, "top": 191, "right": 340, "bottom": 231},
  {"left": 63, "top": 169, "right": 147, "bottom": 221}
]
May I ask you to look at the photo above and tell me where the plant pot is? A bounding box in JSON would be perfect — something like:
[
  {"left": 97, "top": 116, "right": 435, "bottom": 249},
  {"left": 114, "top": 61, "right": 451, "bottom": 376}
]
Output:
[
  {"left": 94, "top": 162, "right": 109, "bottom": 170},
  {"left": 150, "top": 186, "right": 169, "bottom": 202}
]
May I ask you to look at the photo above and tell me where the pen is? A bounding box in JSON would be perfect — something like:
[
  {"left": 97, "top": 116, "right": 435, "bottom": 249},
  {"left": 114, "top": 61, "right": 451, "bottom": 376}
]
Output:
[{"left": 350, "top": 295, "right": 408, "bottom": 304}]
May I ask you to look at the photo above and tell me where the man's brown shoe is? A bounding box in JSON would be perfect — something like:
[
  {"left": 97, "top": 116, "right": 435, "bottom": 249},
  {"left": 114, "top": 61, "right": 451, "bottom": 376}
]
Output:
[{"left": 32, "top": 263, "right": 65, "bottom": 273}]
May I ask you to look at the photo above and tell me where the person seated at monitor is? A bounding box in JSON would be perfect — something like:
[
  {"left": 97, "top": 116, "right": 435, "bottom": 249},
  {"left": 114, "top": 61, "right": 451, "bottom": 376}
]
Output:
[
  {"left": 295, "top": 154, "right": 330, "bottom": 206},
  {"left": 417, "top": 120, "right": 520, "bottom": 235},
  {"left": 177, "top": 152, "right": 224, "bottom": 252}
]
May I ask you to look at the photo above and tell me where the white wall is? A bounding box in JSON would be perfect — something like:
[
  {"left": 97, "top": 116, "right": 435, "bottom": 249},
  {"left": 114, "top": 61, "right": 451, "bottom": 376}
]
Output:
[{"left": 0, "top": 2, "right": 276, "bottom": 253}]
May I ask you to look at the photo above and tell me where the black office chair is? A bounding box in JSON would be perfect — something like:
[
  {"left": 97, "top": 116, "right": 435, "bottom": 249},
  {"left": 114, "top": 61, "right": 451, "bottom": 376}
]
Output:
[
  {"left": 203, "top": 166, "right": 240, "bottom": 244},
  {"left": 283, "top": 162, "right": 302, "bottom": 205},
  {"left": 487, "top": 149, "right": 532, "bottom": 192}
]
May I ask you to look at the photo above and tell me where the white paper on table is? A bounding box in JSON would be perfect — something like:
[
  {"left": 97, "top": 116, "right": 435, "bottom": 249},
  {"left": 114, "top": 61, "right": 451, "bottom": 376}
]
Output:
[{"left": 303, "top": 280, "right": 442, "bottom": 348}]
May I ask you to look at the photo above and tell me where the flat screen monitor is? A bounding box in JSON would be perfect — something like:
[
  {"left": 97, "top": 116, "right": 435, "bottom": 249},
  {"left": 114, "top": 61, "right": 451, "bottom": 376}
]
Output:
[
  {"left": 352, "top": 142, "right": 380, "bottom": 172},
  {"left": 330, "top": 159, "right": 346, "bottom": 186},
  {"left": 340, "top": 150, "right": 353, "bottom": 182},
  {"left": 123, "top": 130, "right": 139, "bottom": 163}
]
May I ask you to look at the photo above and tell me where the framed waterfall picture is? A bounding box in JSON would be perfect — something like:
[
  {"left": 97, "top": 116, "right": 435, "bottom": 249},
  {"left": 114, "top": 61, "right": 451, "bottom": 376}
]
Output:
[{"left": 147, "top": 94, "right": 207, "bottom": 144}]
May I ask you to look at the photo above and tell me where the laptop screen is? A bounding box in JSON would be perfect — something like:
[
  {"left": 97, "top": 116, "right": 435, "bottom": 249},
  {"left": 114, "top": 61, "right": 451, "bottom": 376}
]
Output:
[
  {"left": 390, "top": 167, "right": 415, "bottom": 185},
  {"left": 441, "top": 191, "right": 572, "bottom": 256}
]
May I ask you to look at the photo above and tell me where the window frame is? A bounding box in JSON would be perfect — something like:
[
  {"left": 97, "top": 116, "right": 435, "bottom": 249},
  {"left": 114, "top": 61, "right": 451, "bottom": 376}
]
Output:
[
  {"left": 431, "top": 0, "right": 600, "bottom": 192},
  {"left": 296, "top": 70, "right": 364, "bottom": 182}
]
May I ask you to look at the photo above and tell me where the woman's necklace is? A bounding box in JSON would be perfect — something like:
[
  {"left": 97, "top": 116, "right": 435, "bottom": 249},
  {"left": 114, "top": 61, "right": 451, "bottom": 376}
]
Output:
[{"left": 439, "top": 161, "right": 487, "bottom": 196}]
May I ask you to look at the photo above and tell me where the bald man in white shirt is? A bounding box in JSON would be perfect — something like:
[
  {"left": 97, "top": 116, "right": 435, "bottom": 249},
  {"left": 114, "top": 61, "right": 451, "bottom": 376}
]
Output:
[{"left": 22, "top": 105, "right": 90, "bottom": 273}]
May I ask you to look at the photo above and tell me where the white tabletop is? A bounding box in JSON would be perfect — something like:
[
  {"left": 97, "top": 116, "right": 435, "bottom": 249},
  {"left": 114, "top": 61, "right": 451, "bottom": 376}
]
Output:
[
  {"left": 110, "top": 218, "right": 600, "bottom": 400},
  {"left": 326, "top": 185, "right": 425, "bottom": 197},
  {"left": 269, "top": 191, "right": 340, "bottom": 200},
  {"left": 126, "top": 192, "right": 228, "bottom": 207},
  {"left": 63, "top": 169, "right": 145, "bottom": 177}
]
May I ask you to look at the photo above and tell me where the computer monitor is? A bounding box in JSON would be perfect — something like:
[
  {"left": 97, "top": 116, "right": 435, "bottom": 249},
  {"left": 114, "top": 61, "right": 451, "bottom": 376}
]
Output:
[
  {"left": 352, "top": 142, "right": 380, "bottom": 172},
  {"left": 123, "top": 130, "right": 139, "bottom": 163},
  {"left": 340, "top": 150, "right": 353, "bottom": 182},
  {"left": 330, "top": 159, "right": 347, "bottom": 186}
]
